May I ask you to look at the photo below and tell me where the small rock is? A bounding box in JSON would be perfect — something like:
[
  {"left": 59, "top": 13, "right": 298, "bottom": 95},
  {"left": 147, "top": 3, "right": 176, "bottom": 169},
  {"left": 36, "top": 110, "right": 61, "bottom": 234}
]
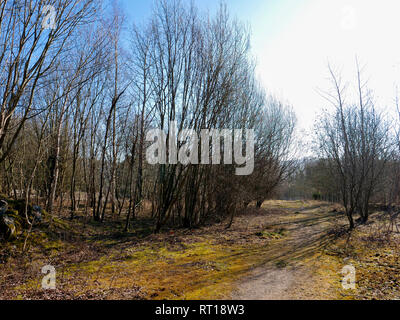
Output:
[{"left": 0, "top": 214, "right": 16, "bottom": 240}]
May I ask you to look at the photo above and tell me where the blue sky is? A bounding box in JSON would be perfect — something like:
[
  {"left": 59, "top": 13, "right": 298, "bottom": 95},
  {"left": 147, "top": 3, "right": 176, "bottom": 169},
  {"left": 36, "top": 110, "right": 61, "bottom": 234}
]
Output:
[
  {"left": 119, "top": 0, "right": 305, "bottom": 39},
  {"left": 118, "top": 0, "right": 400, "bottom": 136}
]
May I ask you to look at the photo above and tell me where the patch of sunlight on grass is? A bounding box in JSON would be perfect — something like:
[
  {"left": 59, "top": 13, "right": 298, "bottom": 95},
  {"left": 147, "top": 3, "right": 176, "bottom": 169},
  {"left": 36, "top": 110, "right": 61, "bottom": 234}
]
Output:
[
  {"left": 51, "top": 239, "right": 271, "bottom": 300},
  {"left": 256, "top": 228, "right": 288, "bottom": 240},
  {"left": 263, "top": 200, "right": 325, "bottom": 210},
  {"left": 301, "top": 251, "right": 351, "bottom": 300}
]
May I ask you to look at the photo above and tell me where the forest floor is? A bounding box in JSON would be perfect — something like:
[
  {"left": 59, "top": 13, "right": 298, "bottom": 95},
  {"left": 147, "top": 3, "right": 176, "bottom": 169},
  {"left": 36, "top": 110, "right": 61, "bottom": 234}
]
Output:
[{"left": 1, "top": 200, "right": 400, "bottom": 300}]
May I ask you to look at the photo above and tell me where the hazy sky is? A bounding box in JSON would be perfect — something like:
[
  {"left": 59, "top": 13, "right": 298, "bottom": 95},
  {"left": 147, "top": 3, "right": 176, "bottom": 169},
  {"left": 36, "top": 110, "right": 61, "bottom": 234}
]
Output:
[{"left": 120, "top": 0, "right": 400, "bottom": 134}]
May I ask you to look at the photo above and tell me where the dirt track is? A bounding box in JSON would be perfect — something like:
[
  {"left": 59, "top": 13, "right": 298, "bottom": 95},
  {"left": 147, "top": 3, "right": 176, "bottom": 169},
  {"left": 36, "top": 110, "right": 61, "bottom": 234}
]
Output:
[{"left": 232, "top": 201, "right": 348, "bottom": 299}]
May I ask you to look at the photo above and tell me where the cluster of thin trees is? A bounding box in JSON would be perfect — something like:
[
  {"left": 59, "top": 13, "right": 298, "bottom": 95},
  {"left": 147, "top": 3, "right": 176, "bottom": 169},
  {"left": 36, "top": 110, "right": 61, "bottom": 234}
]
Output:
[
  {"left": 0, "top": 0, "right": 296, "bottom": 232},
  {"left": 284, "top": 63, "right": 400, "bottom": 229}
]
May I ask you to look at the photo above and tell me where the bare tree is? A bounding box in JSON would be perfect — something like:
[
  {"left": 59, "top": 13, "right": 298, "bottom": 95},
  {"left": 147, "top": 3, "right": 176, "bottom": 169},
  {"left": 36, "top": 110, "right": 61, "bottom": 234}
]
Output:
[
  {"left": 317, "top": 63, "right": 393, "bottom": 229},
  {"left": 0, "top": 0, "right": 99, "bottom": 165}
]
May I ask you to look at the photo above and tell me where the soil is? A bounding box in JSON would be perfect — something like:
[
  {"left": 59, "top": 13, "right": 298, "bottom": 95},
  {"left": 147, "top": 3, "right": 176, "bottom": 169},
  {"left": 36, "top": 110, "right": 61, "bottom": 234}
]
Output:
[{"left": 1, "top": 200, "right": 399, "bottom": 300}]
